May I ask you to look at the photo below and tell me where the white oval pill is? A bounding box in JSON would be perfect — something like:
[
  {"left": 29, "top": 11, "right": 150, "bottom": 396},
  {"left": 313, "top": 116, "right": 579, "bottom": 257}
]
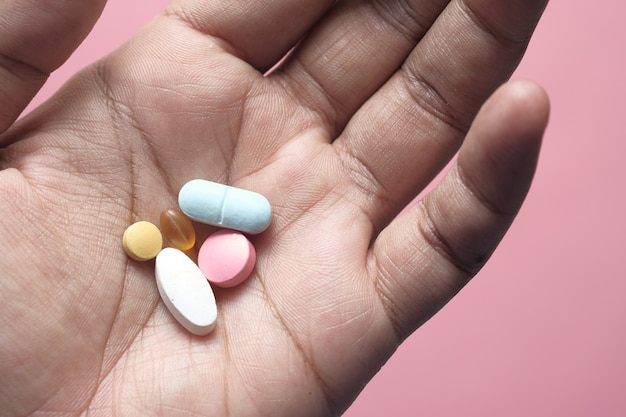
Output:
[
  {"left": 178, "top": 179, "right": 272, "bottom": 234},
  {"left": 155, "top": 248, "right": 218, "bottom": 336}
]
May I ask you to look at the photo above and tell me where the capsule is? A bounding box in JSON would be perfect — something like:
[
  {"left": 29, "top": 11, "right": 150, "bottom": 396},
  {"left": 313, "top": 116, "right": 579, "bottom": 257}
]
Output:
[
  {"left": 178, "top": 179, "right": 272, "bottom": 234},
  {"left": 160, "top": 208, "right": 196, "bottom": 251}
]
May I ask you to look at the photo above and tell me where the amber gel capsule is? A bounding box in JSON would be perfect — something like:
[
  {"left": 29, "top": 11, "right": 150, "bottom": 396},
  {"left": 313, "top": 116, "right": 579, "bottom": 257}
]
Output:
[{"left": 160, "top": 208, "right": 196, "bottom": 251}]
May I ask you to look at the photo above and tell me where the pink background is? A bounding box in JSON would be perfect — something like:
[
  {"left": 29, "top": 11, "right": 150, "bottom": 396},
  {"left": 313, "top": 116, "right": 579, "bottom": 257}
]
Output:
[{"left": 27, "top": 1, "right": 626, "bottom": 416}]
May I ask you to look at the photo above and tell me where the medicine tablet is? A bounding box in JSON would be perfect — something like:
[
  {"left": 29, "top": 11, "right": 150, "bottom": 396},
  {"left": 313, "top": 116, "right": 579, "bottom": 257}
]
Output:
[
  {"left": 122, "top": 221, "right": 163, "bottom": 261},
  {"left": 160, "top": 208, "right": 196, "bottom": 251},
  {"left": 155, "top": 248, "right": 218, "bottom": 336},
  {"left": 198, "top": 230, "right": 256, "bottom": 288},
  {"left": 178, "top": 179, "right": 272, "bottom": 234}
]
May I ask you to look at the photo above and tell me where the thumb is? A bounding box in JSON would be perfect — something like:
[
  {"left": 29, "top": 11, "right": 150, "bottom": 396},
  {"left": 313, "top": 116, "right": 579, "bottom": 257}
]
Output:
[{"left": 0, "top": 0, "right": 106, "bottom": 134}]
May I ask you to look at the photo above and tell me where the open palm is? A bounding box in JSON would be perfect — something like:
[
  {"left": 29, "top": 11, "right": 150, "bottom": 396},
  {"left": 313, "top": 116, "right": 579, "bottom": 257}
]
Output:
[{"left": 0, "top": 0, "right": 549, "bottom": 415}]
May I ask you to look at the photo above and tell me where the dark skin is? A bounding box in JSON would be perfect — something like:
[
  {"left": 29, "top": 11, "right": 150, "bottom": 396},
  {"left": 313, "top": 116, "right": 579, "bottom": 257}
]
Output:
[{"left": 0, "top": 0, "right": 550, "bottom": 415}]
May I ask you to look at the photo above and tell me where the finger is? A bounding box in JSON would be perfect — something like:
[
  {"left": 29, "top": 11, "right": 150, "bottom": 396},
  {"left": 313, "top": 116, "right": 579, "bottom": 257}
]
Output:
[
  {"left": 0, "top": 0, "right": 106, "bottom": 133},
  {"left": 333, "top": 0, "right": 548, "bottom": 233},
  {"left": 168, "top": 0, "right": 336, "bottom": 72},
  {"left": 371, "top": 80, "right": 550, "bottom": 336},
  {"left": 273, "top": 0, "right": 449, "bottom": 131}
]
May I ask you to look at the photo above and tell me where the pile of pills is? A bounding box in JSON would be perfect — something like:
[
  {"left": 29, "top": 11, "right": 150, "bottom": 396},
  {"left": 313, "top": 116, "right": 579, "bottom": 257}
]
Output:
[{"left": 122, "top": 179, "right": 272, "bottom": 336}]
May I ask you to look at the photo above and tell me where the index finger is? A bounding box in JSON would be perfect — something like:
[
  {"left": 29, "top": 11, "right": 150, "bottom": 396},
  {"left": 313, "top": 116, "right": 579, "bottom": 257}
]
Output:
[{"left": 169, "top": 0, "right": 336, "bottom": 72}]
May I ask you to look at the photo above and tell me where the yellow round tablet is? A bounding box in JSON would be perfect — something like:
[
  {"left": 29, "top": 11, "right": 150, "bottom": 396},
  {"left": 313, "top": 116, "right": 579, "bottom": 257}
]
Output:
[{"left": 122, "top": 221, "right": 163, "bottom": 261}]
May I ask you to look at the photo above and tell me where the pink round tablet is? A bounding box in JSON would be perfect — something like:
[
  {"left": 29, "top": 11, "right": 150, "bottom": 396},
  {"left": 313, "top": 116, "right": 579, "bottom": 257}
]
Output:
[{"left": 198, "top": 230, "right": 256, "bottom": 288}]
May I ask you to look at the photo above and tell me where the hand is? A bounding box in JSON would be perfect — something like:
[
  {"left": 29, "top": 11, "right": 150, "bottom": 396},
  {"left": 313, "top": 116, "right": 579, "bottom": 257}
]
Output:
[{"left": 0, "top": 0, "right": 550, "bottom": 415}]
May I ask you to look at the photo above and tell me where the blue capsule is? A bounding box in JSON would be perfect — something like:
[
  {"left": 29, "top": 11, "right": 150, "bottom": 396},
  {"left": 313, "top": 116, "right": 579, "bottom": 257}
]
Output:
[{"left": 178, "top": 179, "right": 272, "bottom": 234}]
